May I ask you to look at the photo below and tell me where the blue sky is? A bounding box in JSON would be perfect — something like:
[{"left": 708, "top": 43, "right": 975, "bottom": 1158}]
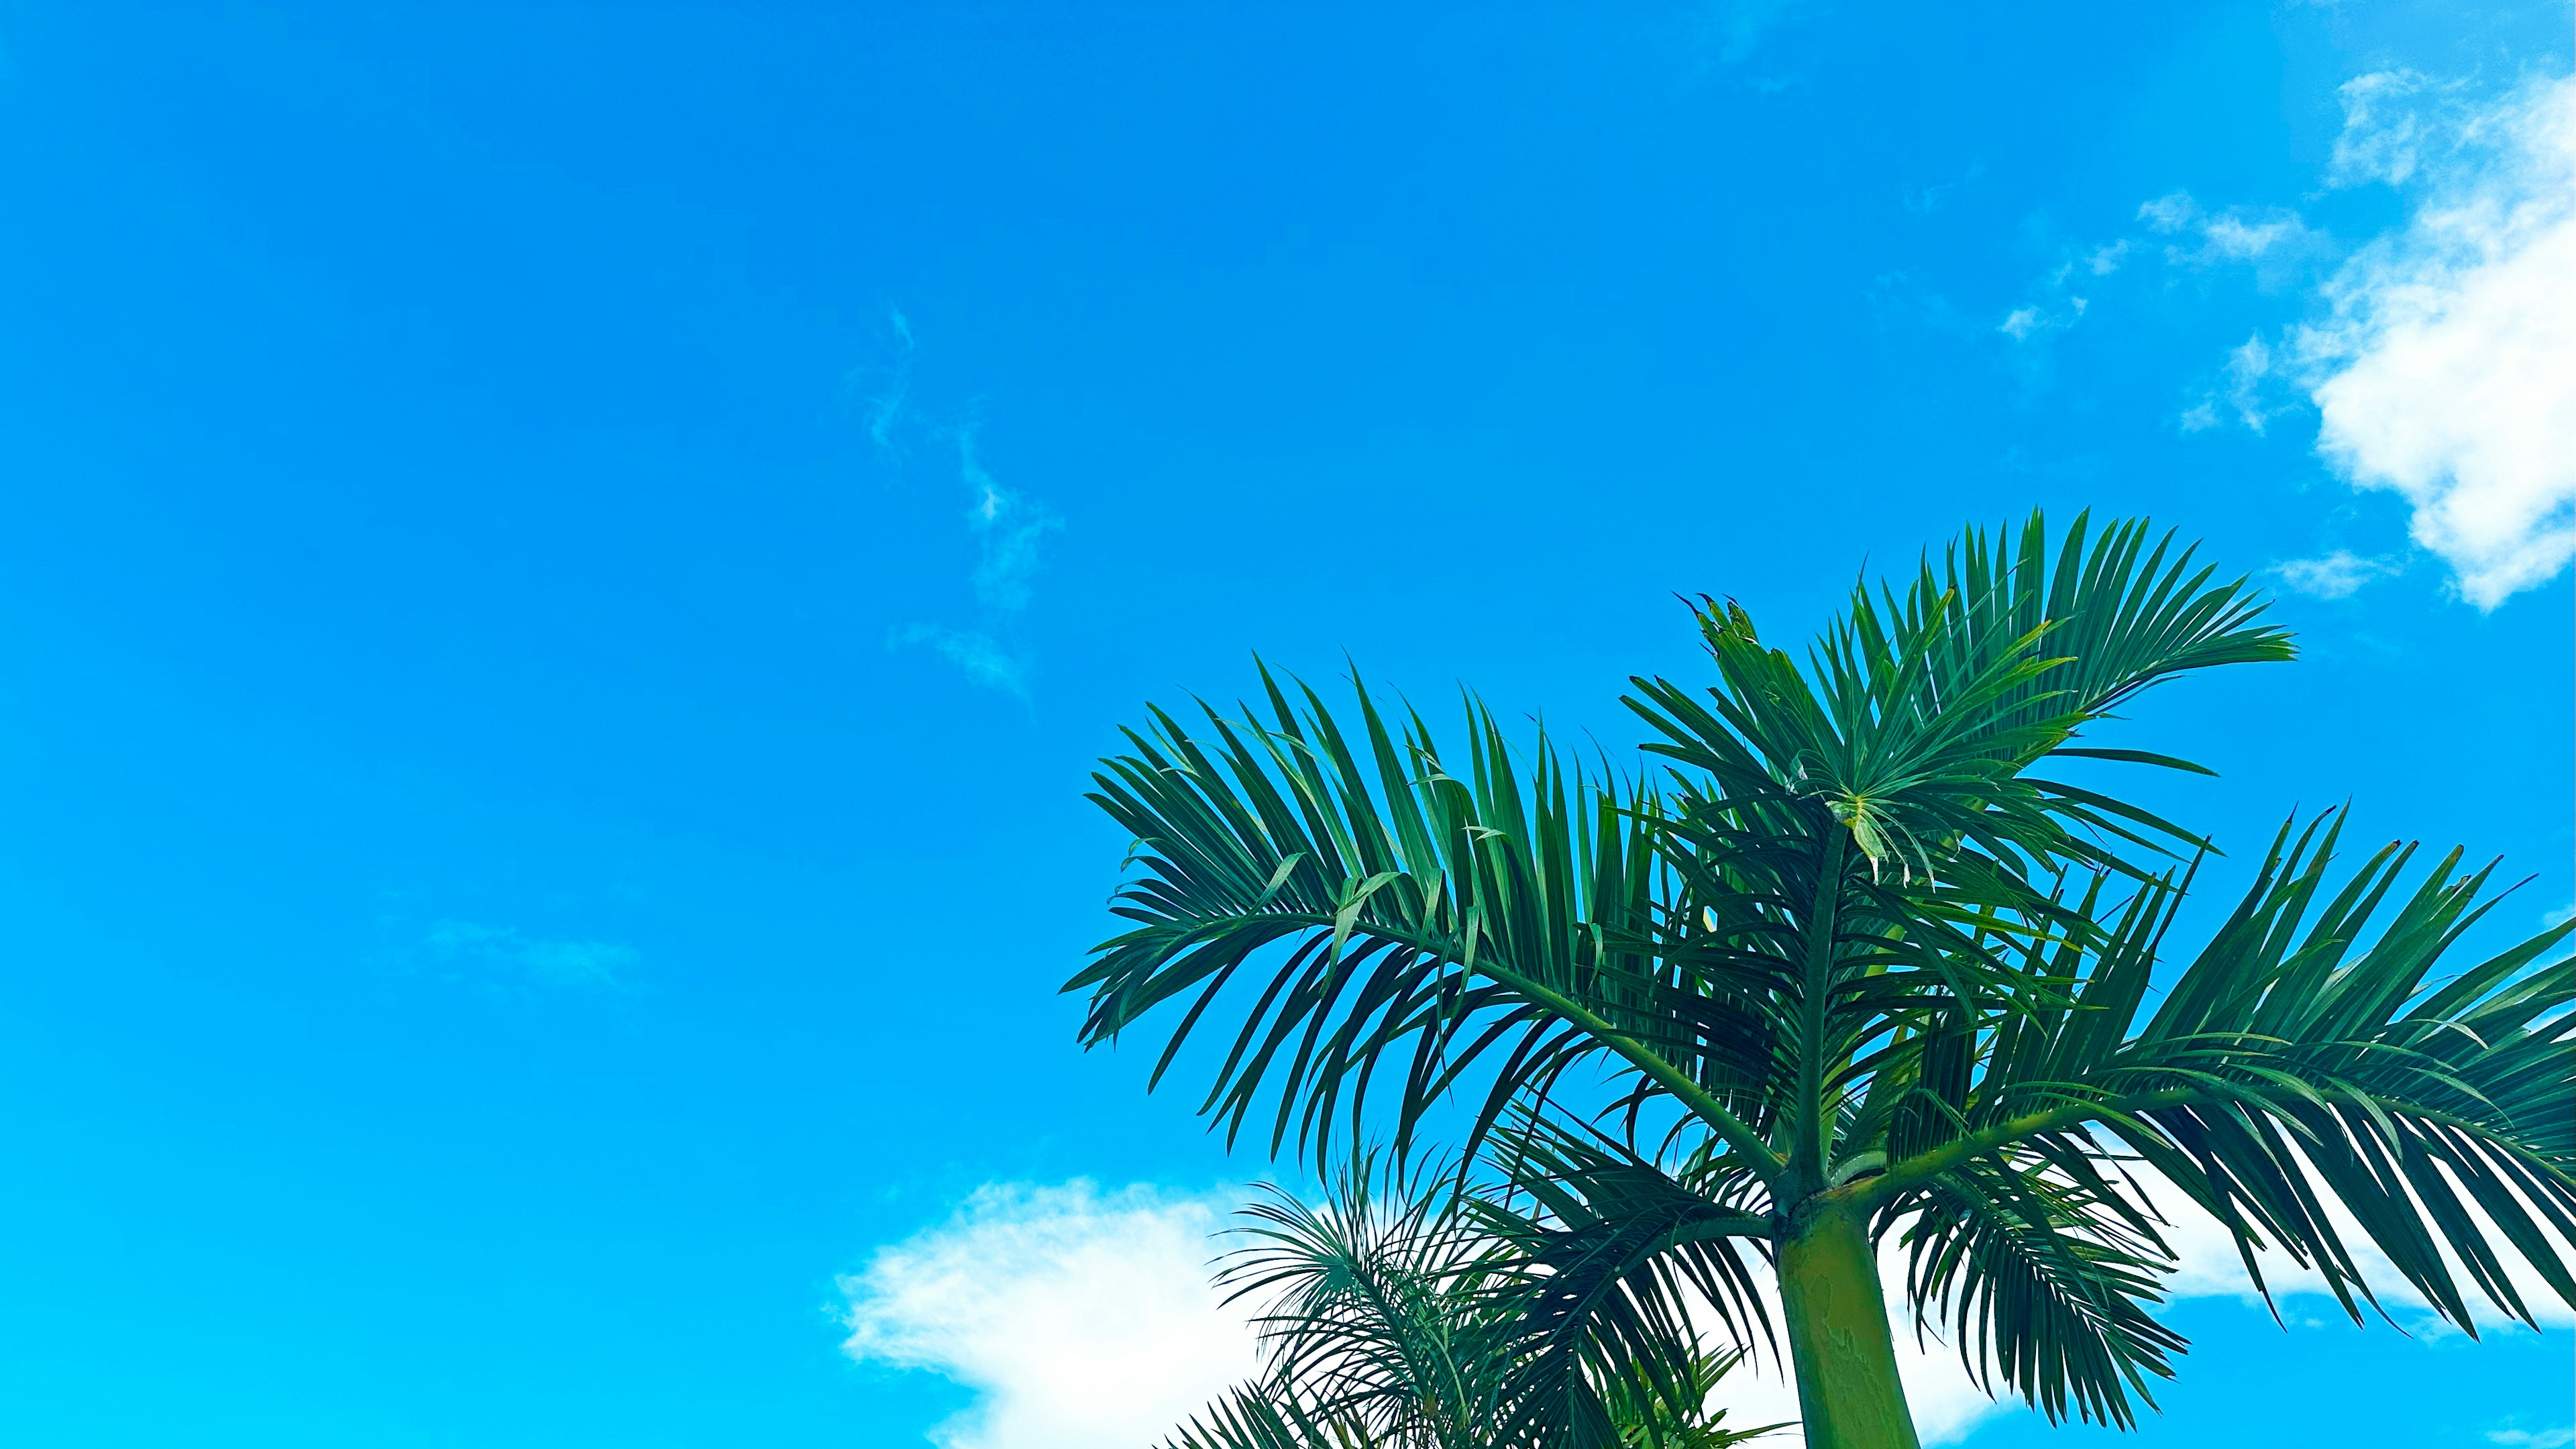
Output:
[{"left": 0, "top": 3, "right": 2568, "bottom": 1446}]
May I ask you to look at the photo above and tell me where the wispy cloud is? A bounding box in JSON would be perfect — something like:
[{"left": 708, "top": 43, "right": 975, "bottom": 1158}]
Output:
[
  {"left": 865, "top": 308, "right": 919, "bottom": 455},
  {"left": 863, "top": 311, "right": 1065, "bottom": 694},
  {"left": 2000, "top": 191, "right": 2332, "bottom": 353},
  {"left": 1998, "top": 295, "right": 2084, "bottom": 342},
  {"left": 2489, "top": 1425, "right": 2576, "bottom": 1448},
  {"left": 840, "top": 1179, "right": 2017, "bottom": 1449},
  {"left": 841, "top": 1181, "right": 1260, "bottom": 1449},
  {"left": 2178, "top": 333, "right": 2283, "bottom": 434},
  {"left": 1903, "top": 162, "right": 1986, "bottom": 215},
  {"left": 1692, "top": 0, "right": 1811, "bottom": 66},
  {"left": 411, "top": 919, "right": 636, "bottom": 994},
  {"left": 2006, "top": 70, "right": 2574, "bottom": 609},
  {"left": 955, "top": 428, "right": 1062, "bottom": 613},
  {"left": 887, "top": 624, "right": 1027, "bottom": 698},
  {"left": 2142, "top": 1157, "right": 2575, "bottom": 1340},
  {"left": 843, "top": 1159, "right": 2572, "bottom": 1449},
  {"left": 2137, "top": 191, "right": 2330, "bottom": 281},
  {"left": 2272, "top": 548, "right": 2402, "bottom": 599}
]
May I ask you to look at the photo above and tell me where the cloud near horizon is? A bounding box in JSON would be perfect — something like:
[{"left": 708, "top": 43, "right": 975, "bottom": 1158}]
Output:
[
  {"left": 840, "top": 1181, "right": 1260, "bottom": 1449},
  {"left": 845, "top": 1169, "right": 2571, "bottom": 1448}
]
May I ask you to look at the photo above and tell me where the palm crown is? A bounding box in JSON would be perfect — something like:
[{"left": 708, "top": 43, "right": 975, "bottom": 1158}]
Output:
[{"left": 1069, "top": 513, "right": 2575, "bottom": 1449}]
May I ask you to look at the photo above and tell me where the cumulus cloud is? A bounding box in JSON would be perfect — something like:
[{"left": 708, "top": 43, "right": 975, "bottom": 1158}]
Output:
[
  {"left": 840, "top": 1181, "right": 1260, "bottom": 1449},
  {"left": 839, "top": 1181, "right": 2022, "bottom": 1448},
  {"left": 2140, "top": 1156, "right": 2575, "bottom": 1342},
  {"left": 2297, "top": 72, "right": 2576, "bottom": 608},
  {"left": 2123, "top": 73, "right": 2573, "bottom": 606},
  {"left": 843, "top": 1166, "right": 2569, "bottom": 1449}
]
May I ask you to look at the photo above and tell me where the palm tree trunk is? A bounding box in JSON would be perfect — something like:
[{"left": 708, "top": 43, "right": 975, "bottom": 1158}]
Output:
[{"left": 1777, "top": 1206, "right": 1920, "bottom": 1449}]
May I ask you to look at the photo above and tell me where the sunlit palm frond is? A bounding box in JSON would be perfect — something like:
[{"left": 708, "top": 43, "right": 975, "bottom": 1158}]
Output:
[
  {"left": 1091, "top": 512, "right": 2566, "bottom": 1449},
  {"left": 1067, "top": 663, "right": 1721, "bottom": 1170},
  {"left": 1851, "top": 810, "right": 2575, "bottom": 1412}
]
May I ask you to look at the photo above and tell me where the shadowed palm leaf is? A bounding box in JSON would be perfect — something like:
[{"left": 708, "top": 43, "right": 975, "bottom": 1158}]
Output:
[{"left": 1163, "top": 1159, "right": 1771, "bottom": 1449}]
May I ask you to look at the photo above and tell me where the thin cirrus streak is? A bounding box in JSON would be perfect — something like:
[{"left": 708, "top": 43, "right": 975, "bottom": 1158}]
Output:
[{"left": 864, "top": 310, "right": 1065, "bottom": 694}]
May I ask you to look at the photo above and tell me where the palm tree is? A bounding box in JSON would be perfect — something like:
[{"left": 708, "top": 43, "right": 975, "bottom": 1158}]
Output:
[
  {"left": 1166, "top": 1157, "right": 1771, "bottom": 1449},
  {"left": 1067, "top": 514, "right": 2575, "bottom": 1449}
]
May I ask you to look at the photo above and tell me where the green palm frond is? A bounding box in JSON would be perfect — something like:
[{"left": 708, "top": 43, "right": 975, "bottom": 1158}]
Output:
[
  {"left": 1896, "top": 1150, "right": 2186, "bottom": 1427},
  {"left": 1471, "top": 1118, "right": 1779, "bottom": 1446},
  {"left": 1067, "top": 663, "right": 1743, "bottom": 1171},
  {"left": 1628, "top": 511, "right": 2290, "bottom": 889},
  {"left": 1168, "top": 1156, "right": 1768, "bottom": 1449},
  {"left": 1217, "top": 1159, "right": 1497, "bottom": 1442},
  {"left": 1165, "top": 1381, "right": 1383, "bottom": 1449},
  {"left": 1847, "top": 810, "right": 2574, "bottom": 1417},
  {"left": 1086, "top": 512, "right": 2566, "bottom": 1448}
]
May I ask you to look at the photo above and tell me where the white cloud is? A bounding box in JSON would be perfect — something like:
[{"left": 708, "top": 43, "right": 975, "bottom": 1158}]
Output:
[
  {"left": 888, "top": 624, "right": 1027, "bottom": 696},
  {"left": 2139, "top": 1159, "right": 2575, "bottom": 1340},
  {"left": 840, "top": 1163, "right": 2571, "bottom": 1449},
  {"left": 2006, "top": 191, "right": 2322, "bottom": 352},
  {"left": 859, "top": 315, "right": 1064, "bottom": 692},
  {"left": 2181, "top": 333, "right": 2282, "bottom": 433},
  {"left": 2273, "top": 548, "right": 2402, "bottom": 598},
  {"left": 841, "top": 1181, "right": 1261, "bottom": 1449},
  {"left": 955, "top": 429, "right": 1062, "bottom": 613},
  {"left": 1620, "top": 1159, "right": 2571, "bottom": 1445},
  {"left": 2298, "top": 72, "right": 2576, "bottom": 608},
  {"left": 2330, "top": 70, "right": 2466, "bottom": 188},
  {"left": 1998, "top": 278, "right": 2087, "bottom": 344},
  {"left": 421, "top": 919, "right": 633, "bottom": 991},
  {"left": 2489, "top": 1425, "right": 2576, "bottom": 1448},
  {"left": 841, "top": 1179, "right": 2015, "bottom": 1449},
  {"left": 2139, "top": 191, "right": 2199, "bottom": 233},
  {"left": 2085, "top": 239, "right": 2133, "bottom": 276},
  {"left": 861, "top": 307, "right": 919, "bottom": 455},
  {"left": 2137, "top": 192, "right": 2328, "bottom": 283}
]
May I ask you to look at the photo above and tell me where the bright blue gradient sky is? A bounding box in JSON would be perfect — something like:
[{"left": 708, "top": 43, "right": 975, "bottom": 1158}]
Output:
[{"left": 0, "top": 3, "right": 2569, "bottom": 1446}]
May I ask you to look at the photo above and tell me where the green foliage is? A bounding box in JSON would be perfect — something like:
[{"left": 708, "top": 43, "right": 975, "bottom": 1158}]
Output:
[
  {"left": 1075, "top": 511, "right": 2575, "bottom": 1444},
  {"left": 1163, "top": 1159, "right": 1774, "bottom": 1449}
]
